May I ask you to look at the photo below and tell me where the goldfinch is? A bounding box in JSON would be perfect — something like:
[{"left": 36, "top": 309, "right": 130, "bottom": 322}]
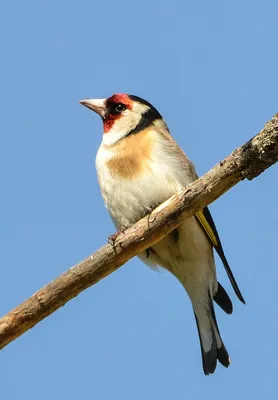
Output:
[{"left": 80, "top": 93, "right": 245, "bottom": 375}]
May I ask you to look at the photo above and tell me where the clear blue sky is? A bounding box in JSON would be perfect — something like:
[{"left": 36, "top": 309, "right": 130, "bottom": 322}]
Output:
[{"left": 1, "top": 0, "right": 277, "bottom": 398}]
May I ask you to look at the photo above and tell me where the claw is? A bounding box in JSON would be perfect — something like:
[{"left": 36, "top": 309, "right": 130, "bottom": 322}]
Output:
[{"left": 107, "top": 227, "right": 125, "bottom": 246}]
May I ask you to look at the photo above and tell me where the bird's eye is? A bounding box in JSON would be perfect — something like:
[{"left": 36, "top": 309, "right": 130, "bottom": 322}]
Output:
[{"left": 114, "top": 103, "right": 126, "bottom": 113}]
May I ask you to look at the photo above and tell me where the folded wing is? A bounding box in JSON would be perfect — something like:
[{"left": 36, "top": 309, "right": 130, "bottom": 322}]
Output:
[{"left": 196, "top": 207, "right": 245, "bottom": 304}]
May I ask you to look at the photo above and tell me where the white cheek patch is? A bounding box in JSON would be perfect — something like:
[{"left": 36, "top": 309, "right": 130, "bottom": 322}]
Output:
[{"left": 102, "top": 109, "right": 145, "bottom": 146}]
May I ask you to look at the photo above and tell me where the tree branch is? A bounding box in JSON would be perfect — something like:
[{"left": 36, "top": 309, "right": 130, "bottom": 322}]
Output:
[{"left": 0, "top": 113, "right": 278, "bottom": 350}]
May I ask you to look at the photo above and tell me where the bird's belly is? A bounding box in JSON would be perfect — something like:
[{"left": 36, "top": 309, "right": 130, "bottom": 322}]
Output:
[{"left": 98, "top": 168, "right": 179, "bottom": 229}]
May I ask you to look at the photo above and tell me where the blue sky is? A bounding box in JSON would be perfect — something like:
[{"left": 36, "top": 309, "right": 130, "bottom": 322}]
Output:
[{"left": 1, "top": 0, "right": 277, "bottom": 398}]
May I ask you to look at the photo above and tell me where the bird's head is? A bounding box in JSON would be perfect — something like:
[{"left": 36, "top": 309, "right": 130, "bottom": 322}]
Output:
[{"left": 80, "top": 93, "right": 166, "bottom": 145}]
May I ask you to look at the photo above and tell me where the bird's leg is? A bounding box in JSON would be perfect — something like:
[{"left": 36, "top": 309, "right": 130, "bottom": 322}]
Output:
[
  {"left": 145, "top": 247, "right": 158, "bottom": 259},
  {"left": 172, "top": 228, "right": 179, "bottom": 242},
  {"left": 144, "top": 205, "right": 158, "bottom": 259},
  {"left": 146, "top": 204, "right": 156, "bottom": 216},
  {"left": 107, "top": 227, "right": 126, "bottom": 247},
  {"left": 145, "top": 203, "right": 158, "bottom": 230}
]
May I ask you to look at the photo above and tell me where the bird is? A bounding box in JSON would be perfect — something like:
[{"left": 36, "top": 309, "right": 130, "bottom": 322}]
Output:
[{"left": 79, "top": 93, "right": 245, "bottom": 375}]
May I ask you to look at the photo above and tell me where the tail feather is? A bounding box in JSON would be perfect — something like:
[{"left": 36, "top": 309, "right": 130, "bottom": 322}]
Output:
[
  {"left": 214, "top": 282, "right": 233, "bottom": 314},
  {"left": 209, "top": 295, "right": 231, "bottom": 368},
  {"left": 217, "top": 345, "right": 230, "bottom": 368},
  {"left": 194, "top": 294, "right": 231, "bottom": 375},
  {"left": 194, "top": 312, "right": 217, "bottom": 375}
]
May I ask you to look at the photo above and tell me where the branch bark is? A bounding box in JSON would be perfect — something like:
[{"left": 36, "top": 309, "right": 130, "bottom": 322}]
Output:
[{"left": 1, "top": 113, "right": 278, "bottom": 350}]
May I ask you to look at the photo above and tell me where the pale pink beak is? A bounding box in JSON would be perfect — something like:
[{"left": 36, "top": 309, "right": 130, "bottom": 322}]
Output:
[{"left": 79, "top": 98, "right": 106, "bottom": 118}]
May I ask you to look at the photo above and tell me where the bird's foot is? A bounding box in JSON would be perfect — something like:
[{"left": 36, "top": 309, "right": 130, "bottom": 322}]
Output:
[{"left": 107, "top": 227, "right": 125, "bottom": 247}]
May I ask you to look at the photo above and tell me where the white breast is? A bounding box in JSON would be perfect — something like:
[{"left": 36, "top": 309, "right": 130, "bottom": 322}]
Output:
[{"left": 95, "top": 132, "right": 193, "bottom": 229}]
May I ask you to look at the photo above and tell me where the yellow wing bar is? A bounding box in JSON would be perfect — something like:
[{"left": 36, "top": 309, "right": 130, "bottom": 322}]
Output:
[
  {"left": 196, "top": 210, "right": 218, "bottom": 248},
  {"left": 195, "top": 207, "right": 245, "bottom": 304}
]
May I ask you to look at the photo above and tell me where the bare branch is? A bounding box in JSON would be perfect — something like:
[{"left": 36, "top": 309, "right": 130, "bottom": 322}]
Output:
[{"left": 0, "top": 113, "right": 277, "bottom": 350}]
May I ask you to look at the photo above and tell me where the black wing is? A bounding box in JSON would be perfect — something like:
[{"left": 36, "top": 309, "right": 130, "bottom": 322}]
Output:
[{"left": 195, "top": 207, "right": 245, "bottom": 304}]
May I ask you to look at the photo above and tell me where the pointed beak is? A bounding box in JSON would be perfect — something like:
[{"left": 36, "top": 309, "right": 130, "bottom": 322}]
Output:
[{"left": 79, "top": 98, "right": 106, "bottom": 118}]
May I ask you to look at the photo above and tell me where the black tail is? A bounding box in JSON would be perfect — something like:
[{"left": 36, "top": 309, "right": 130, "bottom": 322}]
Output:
[
  {"left": 214, "top": 281, "right": 233, "bottom": 314},
  {"left": 194, "top": 295, "right": 230, "bottom": 375}
]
